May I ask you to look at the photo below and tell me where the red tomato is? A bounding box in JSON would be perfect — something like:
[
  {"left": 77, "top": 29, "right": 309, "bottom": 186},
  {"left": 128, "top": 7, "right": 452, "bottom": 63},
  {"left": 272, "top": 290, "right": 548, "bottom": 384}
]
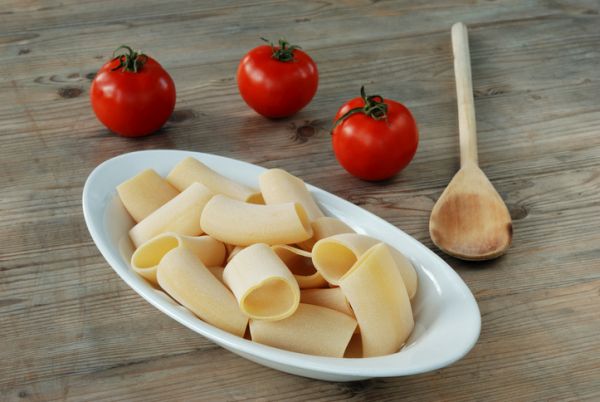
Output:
[
  {"left": 90, "top": 45, "right": 176, "bottom": 137},
  {"left": 332, "top": 87, "right": 418, "bottom": 181},
  {"left": 237, "top": 39, "right": 318, "bottom": 118}
]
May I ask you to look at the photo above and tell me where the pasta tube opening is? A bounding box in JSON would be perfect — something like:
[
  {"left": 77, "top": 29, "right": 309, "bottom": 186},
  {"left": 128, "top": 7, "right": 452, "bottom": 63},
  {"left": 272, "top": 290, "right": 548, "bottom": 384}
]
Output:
[
  {"left": 224, "top": 243, "right": 300, "bottom": 321},
  {"left": 132, "top": 236, "right": 179, "bottom": 269},
  {"left": 243, "top": 278, "right": 298, "bottom": 320},
  {"left": 272, "top": 245, "right": 326, "bottom": 289},
  {"left": 131, "top": 232, "right": 226, "bottom": 285},
  {"left": 312, "top": 241, "right": 357, "bottom": 284}
]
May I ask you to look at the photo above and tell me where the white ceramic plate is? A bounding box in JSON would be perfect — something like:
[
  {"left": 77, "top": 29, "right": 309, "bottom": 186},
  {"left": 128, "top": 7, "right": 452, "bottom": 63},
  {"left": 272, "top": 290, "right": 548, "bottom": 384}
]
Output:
[{"left": 82, "top": 149, "right": 480, "bottom": 382}]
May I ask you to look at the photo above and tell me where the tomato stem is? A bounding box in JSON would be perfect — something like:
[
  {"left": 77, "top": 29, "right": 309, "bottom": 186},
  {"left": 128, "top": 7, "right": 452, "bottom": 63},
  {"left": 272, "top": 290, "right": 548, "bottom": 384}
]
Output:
[
  {"left": 261, "top": 37, "right": 300, "bottom": 62},
  {"left": 332, "top": 86, "right": 389, "bottom": 131},
  {"left": 112, "top": 45, "right": 147, "bottom": 73}
]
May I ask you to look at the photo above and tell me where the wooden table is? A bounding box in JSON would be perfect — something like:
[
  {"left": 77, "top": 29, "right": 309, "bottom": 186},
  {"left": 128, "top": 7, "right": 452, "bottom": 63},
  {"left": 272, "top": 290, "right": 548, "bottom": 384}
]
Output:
[{"left": 2, "top": 1, "right": 599, "bottom": 400}]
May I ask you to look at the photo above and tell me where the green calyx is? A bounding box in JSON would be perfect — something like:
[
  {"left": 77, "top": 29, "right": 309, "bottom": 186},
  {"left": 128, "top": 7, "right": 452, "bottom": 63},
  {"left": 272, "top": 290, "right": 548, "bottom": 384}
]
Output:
[
  {"left": 332, "top": 86, "right": 389, "bottom": 130},
  {"left": 261, "top": 37, "right": 300, "bottom": 62},
  {"left": 112, "top": 45, "right": 147, "bottom": 72}
]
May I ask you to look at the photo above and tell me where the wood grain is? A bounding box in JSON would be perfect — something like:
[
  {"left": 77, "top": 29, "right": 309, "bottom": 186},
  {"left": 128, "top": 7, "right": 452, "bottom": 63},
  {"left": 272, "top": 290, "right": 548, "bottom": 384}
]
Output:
[{"left": 1, "top": 0, "right": 599, "bottom": 400}]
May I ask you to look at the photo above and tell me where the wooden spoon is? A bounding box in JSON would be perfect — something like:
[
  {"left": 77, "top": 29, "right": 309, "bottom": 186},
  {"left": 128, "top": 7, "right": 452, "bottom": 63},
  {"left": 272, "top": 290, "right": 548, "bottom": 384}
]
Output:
[{"left": 429, "top": 23, "right": 512, "bottom": 260}]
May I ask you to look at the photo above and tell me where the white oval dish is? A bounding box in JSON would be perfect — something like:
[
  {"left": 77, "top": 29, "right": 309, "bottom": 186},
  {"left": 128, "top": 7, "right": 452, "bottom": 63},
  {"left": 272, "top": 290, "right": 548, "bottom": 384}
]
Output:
[{"left": 82, "top": 149, "right": 480, "bottom": 382}]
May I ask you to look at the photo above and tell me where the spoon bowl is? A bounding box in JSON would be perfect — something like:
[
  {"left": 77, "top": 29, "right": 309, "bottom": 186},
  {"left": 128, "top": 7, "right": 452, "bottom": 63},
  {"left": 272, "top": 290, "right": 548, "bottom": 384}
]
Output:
[{"left": 430, "top": 163, "right": 512, "bottom": 260}]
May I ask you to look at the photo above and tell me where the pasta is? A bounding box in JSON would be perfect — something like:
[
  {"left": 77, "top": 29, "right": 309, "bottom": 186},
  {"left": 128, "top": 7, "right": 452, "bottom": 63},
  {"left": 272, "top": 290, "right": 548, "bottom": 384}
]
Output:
[
  {"left": 249, "top": 303, "right": 357, "bottom": 358},
  {"left": 117, "top": 169, "right": 179, "bottom": 222},
  {"left": 312, "top": 233, "right": 418, "bottom": 299},
  {"left": 272, "top": 245, "right": 327, "bottom": 289},
  {"left": 131, "top": 232, "right": 226, "bottom": 285},
  {"left": 300, "top": 288, "right": 354, "bottom": 317},
  {"left": 298, "top": 216, "right": 355, "bottom": 251},
  {"left": 343, "top": 333, "right": 363, "bottom": 358},
  {"left": 119, "top": 158, "right": 419, "bottom": 359},
  {"left": 226, "top": 245, "right": 245, "bottom": 263},
  {"left": 200, "top": 195, "right": 313, "bottom": 246},
  {"left": 167, "top": 157, "right": 263, "bottom": 203},
  {"left": 129, "top": 182, "right": 213, "bottom": 248},
  {"left": 339, "top": 243, "right": 414, "bottom": 357},
  {"left": 207, "top": 266, "right": 225, "bottom": 283},
  {"left": 224, "top": 243, "right": 237, "bottom": 255},
  {"left": 223, "top": 243, "right": 300, "bottom": 320},
  {"left": 157, "top": 247, "right": 248, "bottom": 337},
  {"left": 259, "top": 168, "right": 324, "bottom": 221}
]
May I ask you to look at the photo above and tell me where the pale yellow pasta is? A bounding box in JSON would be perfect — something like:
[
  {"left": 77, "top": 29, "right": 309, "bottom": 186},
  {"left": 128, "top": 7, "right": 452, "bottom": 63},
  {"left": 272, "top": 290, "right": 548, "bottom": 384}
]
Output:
[
  {"left": 259, "top": 169, "right": 324, "bottom": 221},
  {"left": 339, "top": 243, "right": 414, "bottom": 357},
  {"left": 200, "top": 195, "right": 313, "bottom": 246},
  {"left": 226, "top": 245, "right": 245, "bottom": 263},
  {"left": 249, "top": 303, "right": 357, "bottom": 358},
  {"left": 300, "top": 288, "right": 354, "bottom": 317},
  {"left": 223, "top": 243, "right": 300, "bottom": 321},
  {"left": 207, "top": 266, "right": 225, "bottom": 284},
  {"left": 389, "top": 249, "right": 419, "bottom": 300},
  {"left": 117, "top": 169, "right": 179, "bottom": 222},
  {"left": 167, "top": 157, "right": 262, "bottom": 203},
  {"left": 131, "top": 232, "right": 226, "bottom": 285},
  {"left": 298, "top": 216, "right": 355, "bottom": 251},
  {"left": 343, "top": 333, "right": 363, "bottom": 358},
  {"left": 224, "top": 243, "right": 237, "bottom": 255},
  {"left": 312, "top": 233, "right": 418, "bottom": 298},
  {"left": 157, "top": 247, "right": 248, "bottom": 337},
  {"left": 118, "top": 160, "right": 421, "bottom": 359},
  {"left": 129, "top": 182, "right": 213, "bottom": 248},
  {"left": 272, "top": 245, "right": 327, "bottom": 289}
]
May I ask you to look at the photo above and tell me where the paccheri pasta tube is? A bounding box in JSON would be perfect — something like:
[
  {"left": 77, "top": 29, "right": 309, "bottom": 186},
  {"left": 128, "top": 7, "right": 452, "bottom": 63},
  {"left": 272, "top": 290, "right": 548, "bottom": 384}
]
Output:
[
  {"left": 312, "top": 233, "right": 418, "bottom": 298},
  {"left": 249, "top": 303, "right": 357, "bottom": 358},
  {"left": 259, "top": 168, "right": 324, "bottom": 221},
  {"left": 224, "top": 243, "right": 300, "bottom": 321},
  {"left": 167, "top": 157, "right": 263, "bottom": 203},
  {"left": 339, "top": 243, "right": 414, "bottom": 357},
  {"left": 298, "top": 216, "right": 355, "bottom": 251},
  {"left": 200, "top": 195, "right": 313, "bottom": 246},
  {"left": 226, "top": 245, "right": 245, "bottom": 263},
  {"left": 157, "top": 247, "right": 248, "bottom": 337},
  {"left": 271, "top": 245, "right": 327, "bottom": 289},
  {"left": 207, "top": 266, "right": 225, "bottom": 284},
  {"left": 117, "top": 169, "right": 179, "bottom": 222},
  {"left": 131, "top": 232, "right": 226, "bottom": 285},
  {"left": 300, "top": 288, "right": 354, "bottom": 317},
  {"left": 129, "top": 182, "right": 213, "bottom": 248}
]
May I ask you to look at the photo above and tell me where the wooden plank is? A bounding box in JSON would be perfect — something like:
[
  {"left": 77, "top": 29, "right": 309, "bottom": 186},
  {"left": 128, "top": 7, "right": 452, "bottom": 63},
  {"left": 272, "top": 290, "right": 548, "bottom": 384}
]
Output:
[{"left": 1, "top": 0, "right": 599, "bottom": 400}]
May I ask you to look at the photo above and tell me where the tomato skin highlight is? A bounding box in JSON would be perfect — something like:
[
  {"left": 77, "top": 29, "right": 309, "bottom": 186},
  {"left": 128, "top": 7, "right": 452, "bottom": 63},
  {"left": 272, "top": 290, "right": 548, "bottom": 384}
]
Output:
[
  {"left": 332, "top": 97, "right": 418, "bottom": 181},
  {"left": 237, "top": 45, "right": 318, "bottom": 118},
  {"left": 90, "top": 56, "right": 176, "bottom": 137}
]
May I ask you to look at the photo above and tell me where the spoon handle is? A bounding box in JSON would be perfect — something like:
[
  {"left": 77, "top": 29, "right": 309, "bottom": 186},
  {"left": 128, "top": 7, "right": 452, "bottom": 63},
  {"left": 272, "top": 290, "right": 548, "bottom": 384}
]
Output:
[{"left": 452, "top": 22, "right": 479, "bottom": 167}]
